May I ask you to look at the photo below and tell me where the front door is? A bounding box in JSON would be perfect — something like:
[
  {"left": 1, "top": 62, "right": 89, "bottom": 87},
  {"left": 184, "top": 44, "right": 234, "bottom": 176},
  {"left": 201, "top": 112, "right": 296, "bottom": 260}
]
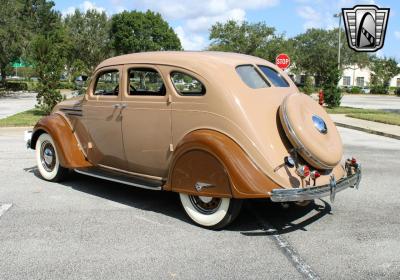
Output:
[
  {"left": 121, "top": 65, "right": 172, "bottom": 178},
  {"left": 82, "top": 66, "right": 127, "bottom": 170}
]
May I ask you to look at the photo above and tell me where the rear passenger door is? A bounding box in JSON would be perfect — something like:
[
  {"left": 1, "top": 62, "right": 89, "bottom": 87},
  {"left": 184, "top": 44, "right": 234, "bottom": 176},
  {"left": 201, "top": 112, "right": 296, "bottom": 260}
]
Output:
[{"left": 121, "top": 65, "right": 172, "bottom": 178}]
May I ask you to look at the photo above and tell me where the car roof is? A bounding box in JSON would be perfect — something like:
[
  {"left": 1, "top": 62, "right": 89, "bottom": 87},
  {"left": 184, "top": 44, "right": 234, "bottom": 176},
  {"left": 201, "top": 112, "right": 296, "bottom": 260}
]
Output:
[{"left": 95, "top": 51, "right": 276, "bottom": 71}]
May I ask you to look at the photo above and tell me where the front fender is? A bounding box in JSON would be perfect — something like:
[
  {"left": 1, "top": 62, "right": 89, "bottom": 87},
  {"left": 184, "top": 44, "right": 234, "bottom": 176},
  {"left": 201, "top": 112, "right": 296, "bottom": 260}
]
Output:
[
  {"left": 31, "top": 113, "right": 92, "bottom": 169},
  {"left": 166, "top": 129, "right": 280, "bottom": 199}
]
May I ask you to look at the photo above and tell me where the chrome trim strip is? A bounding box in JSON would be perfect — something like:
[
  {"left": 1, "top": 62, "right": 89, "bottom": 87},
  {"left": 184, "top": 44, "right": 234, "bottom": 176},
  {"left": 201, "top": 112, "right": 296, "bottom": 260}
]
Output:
[
  {"left": 60, "top": 108, "right": 82, "bottom": 112},
  {"left": 281, "top": 96, "right": 332, "bottom": 169},
  {"left": 97, "top": 164, "right": 165, "bottom": 181},
  {"left": 269, "top": 166, "right": 361, "bottom": 202},
  {"left": 74, "top": 169, "right": 162, "bottom": 191}
]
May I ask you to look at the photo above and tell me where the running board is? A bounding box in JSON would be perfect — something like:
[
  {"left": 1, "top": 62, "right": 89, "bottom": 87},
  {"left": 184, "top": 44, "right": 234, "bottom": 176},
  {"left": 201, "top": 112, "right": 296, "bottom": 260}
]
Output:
[{"left": 74, "top": 168, "right": 163, "bottom": 191}]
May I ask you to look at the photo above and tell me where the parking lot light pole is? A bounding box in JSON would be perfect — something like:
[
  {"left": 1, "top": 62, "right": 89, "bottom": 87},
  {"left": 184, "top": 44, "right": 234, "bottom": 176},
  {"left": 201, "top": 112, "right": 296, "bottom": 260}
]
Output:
[{"left": 334, "top": 13, "right": 342, "bottom": 70}]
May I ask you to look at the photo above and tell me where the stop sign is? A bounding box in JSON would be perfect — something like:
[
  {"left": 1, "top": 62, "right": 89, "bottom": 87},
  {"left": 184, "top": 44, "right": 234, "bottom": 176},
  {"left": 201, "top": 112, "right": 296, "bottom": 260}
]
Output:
[{"left": 275, "top": 53, "right": 290, "bottom": 70}]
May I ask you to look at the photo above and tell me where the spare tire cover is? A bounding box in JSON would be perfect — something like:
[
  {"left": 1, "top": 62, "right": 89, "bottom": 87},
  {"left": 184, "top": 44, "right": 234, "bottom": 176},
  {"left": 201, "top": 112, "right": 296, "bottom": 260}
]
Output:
[{"left": 279, "top": 93, "right": 343, "bottom": 169}]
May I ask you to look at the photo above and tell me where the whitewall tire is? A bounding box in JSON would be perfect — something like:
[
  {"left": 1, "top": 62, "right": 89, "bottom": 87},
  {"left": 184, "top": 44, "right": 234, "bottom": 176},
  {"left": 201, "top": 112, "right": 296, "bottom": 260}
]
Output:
[
  {"left": 35, "top": 133, "right": 67, "bottom": 182},
  {"left": 179, "top": 193, "right": 242, "bottom": 229}
]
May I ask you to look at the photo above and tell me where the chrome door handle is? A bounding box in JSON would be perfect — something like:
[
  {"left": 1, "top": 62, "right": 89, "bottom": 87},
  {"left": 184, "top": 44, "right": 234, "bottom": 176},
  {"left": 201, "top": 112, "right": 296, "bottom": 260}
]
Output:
[
  {"left": 112, "top": 104, "right": 121, "bottom": 109},
  {"left": 120, "top": 103, "right": 127, "bottom": 109}
]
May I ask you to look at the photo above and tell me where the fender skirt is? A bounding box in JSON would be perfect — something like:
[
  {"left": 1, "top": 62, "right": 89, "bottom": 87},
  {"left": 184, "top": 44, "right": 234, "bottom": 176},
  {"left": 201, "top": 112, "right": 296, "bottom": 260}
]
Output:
[
  {"left": 166, "top": 130, "right": 279, "bottom": 199},
  {"left": 31, "top": 114, "right": 92, "bottom": 169}
]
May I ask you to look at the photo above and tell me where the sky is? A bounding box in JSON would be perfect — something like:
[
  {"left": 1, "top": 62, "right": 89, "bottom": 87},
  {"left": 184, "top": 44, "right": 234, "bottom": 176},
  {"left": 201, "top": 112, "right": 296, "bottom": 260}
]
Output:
[{"left": 53, "top": 0, "right": 399, "bottom": 60}]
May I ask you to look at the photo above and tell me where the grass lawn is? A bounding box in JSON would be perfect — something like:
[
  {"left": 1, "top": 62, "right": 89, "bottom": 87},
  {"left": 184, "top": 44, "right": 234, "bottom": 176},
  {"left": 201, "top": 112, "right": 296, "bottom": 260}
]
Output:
[
  {"left": 327, "top": 106, "right": 400, "bottom": 126},
  {"left": 0, "top": 109, "right": 45, "bottom": 127}
]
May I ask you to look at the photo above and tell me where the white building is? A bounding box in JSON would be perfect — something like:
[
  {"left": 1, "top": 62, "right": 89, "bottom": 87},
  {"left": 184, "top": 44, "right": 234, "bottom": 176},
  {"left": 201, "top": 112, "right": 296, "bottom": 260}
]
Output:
[
  {"left": 389, "top": 74, "right": 400, "bottom": 88},
  {"left": 339, "top": 66, "right": 371, "bottom": 87},
  {"left": 288, "top": 65, "right": 400, "bottom": 88}
]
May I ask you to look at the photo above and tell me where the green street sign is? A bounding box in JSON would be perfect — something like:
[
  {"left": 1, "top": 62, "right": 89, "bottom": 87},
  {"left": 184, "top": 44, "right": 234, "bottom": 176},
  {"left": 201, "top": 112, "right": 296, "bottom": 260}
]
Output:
[{"left": 12, "top": 59, "right": 29, "bottom": 68}]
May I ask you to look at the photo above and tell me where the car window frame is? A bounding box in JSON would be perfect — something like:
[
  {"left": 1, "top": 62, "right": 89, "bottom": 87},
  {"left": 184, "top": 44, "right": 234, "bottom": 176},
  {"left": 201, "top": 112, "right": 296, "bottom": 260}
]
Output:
[
  {"left": 126, "top": 66, "right": 166, "bottom": 97},
  {"left": 89, "top": 67, "right": 122, "bottom": 100},
  {"left": 170, "top": 71, "right": 206, "bottom": 96},
  {"left": 235, "top": 64, "right": 271, "bottom": 89}
]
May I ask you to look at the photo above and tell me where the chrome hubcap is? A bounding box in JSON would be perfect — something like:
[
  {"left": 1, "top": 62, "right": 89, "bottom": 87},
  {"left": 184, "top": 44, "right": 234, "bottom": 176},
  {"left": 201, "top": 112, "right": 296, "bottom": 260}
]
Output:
[
  {"left": 40, "top": 141, "right": 56, "bottom": 172},
  {"left": 189, "top": 195, "right": 221, "bottom": 215}
]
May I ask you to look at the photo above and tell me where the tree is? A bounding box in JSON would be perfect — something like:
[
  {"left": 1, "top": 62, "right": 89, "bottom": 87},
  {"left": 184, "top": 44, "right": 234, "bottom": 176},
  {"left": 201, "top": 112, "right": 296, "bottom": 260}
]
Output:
[
  {"left": 110, "top": 10, "right": 182, "bottom": 54},
  {"left": 209, "top": 20, "right": 293, "bottom": 62},
  {"left": 25, "top": 0, "right": 68, "bottom": 114},
  {"left": 369, "top": 56, "right": 399, "bottom": 94},
  {"left": 64, "top": 9, "right": 111, "bottom": 79},
  {"left": 292, "top": 28, "right": 370, "bottom": 81},
  {"left": 292, "top": 28, "right": 369, "bottom": 107},
  {"left": 0, "top": 0, "right": 25, "bottom": 85}
]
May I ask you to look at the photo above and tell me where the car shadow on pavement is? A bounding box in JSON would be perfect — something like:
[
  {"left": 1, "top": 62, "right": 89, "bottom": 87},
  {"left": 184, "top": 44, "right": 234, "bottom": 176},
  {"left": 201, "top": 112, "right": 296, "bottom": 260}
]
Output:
[
  {"left": 24, "top": 167, "right": 332, "bottom": 233},
  {"left": 234, "top": 199, "right": 332, "bottom": 235}
]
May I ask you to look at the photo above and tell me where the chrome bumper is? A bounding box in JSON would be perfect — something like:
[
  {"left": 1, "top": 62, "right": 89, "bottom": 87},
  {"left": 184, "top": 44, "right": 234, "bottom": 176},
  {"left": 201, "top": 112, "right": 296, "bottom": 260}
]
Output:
[{"left": 270, "top": 165, "right": 361, "bottom": 203}]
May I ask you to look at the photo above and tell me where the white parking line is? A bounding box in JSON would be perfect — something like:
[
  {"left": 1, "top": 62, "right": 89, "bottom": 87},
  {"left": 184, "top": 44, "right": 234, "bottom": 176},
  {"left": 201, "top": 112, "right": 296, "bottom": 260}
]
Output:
[
  {"left": 0, "top": 203, "right": 12, "bottom": 218},
  {"left": 251, "top": 209, "right": 320, "bottom": 280}
]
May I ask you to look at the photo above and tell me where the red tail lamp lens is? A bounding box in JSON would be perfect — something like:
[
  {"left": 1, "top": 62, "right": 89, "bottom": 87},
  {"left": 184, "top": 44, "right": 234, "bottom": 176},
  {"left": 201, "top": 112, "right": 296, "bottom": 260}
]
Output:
[
  {"left": 296, "top": 165, "right": 310, "bottom": 178},
  {"left": 351, "top": 157, "right": 357, "bottom": 165},
  {"left": 311, "top": 170, "right": 321, "bottom": 179},
  {"left": 303, "top": 166, "right": 310, "bottom": 177}
]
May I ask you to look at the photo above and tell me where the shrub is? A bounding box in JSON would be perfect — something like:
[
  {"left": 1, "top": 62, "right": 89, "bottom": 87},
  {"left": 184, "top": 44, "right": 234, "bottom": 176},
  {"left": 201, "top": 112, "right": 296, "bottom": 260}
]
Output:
[
  {"left": 395, "top": 88, "right": 400, "bottom": 96},
  {"left": 350, "top": 86, "right": 361, "bottom": 94},
  {"left": 5, "top": 82, "right": 28, "bottom": 91},
  {"left": 324, "top": 85, "right": 342, "bottom": 107},
  {"left": 323, "top": 66, "right": 342, "bottom": 107},
  {"left": 302, "top": 76, "right": 314, "bottom": 95},
  {"left": 57, "top": 81, "right": 75, "bottom": 90},
  {"left": 370, "top": 85, "right": 388, "bottom": 94}
]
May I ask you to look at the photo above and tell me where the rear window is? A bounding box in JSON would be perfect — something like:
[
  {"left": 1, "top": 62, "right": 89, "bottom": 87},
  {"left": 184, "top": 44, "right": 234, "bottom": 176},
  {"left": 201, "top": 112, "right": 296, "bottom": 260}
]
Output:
[
  {"left": 236, "top": 65, "right": 270, "bottom": 89},
  {"left": 258, "top": 65, "right": 289, "bottom": 87}
]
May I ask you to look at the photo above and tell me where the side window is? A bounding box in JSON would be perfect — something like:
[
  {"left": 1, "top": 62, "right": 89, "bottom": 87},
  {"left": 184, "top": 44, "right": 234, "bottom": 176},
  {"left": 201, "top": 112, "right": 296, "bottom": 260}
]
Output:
[
  {"left": 257, "top": 65, "right": 290, "bottom": 87},
  {"left": 170, "top": 72, "right": 206, "bottom": 96},
  {"left": 94, "top": 70, "right": 120, "bottom": 96},
  {"left": 128, "top": 68, "right": 165, "bottom": 96},
  {"left": 236, "top": 65, "right": 270, "bottom": 89}
]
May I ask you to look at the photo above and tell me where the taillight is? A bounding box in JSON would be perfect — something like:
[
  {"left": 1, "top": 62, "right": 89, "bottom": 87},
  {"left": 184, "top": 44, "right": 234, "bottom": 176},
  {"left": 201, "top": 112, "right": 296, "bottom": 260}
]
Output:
[
  {"left": 351, "top": 157, "right": 357, "bottom": 165},
  {"left": 296, "top": 165, "right": 310, "bottom": 178},
  {"left": 310, "top": 170, "right": 321, "bottom": 179}
]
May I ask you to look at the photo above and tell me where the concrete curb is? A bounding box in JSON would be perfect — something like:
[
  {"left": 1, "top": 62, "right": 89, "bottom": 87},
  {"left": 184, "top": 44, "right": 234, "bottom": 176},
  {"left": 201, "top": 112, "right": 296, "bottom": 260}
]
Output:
[{"left": 335, "top": 122, "right": 400, "bottom": 140}]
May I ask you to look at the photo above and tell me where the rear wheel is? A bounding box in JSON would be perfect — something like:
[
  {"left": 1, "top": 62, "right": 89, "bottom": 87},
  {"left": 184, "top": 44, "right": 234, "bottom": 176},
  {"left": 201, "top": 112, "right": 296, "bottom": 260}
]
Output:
[
  {"left": 179, "top": 193, "right": 242, "bottom": 229},
  {"left": 35, "top": 133, "right": 68, "bottom": 182}
]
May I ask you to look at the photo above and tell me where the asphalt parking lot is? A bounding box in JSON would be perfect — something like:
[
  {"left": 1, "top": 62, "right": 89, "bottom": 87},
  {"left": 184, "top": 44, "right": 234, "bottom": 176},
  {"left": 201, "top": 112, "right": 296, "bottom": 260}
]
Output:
[{"left": 0, "top": 127, "right": 399, "bottom": 279}]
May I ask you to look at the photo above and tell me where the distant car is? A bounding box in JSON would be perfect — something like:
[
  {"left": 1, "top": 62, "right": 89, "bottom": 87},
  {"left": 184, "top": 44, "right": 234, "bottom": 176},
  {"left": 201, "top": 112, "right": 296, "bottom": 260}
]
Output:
[
  {"left": 361, "top": 87, "right": 370, "bottom": 94},
  {"left": 25, "top": 51, "right": 361, "bottom": 229},
  {"left": 9, "top": 76, "right": 22, "bottom": 80}
]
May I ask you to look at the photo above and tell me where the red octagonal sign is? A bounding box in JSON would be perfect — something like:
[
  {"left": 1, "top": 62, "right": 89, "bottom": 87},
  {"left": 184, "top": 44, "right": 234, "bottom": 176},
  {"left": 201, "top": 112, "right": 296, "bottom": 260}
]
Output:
[{"left": 275, "top": 53, "right": 290, "bottom": 70}]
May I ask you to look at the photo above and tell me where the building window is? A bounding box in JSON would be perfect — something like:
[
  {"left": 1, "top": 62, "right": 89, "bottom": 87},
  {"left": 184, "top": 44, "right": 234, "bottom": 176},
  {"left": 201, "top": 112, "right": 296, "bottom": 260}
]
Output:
[
  {"left": 356, "top": 77, "right": 364, "bottom": 87},
  {"left": 397, "top": 78, "right": 400, "bottom": 88},
  {"left": 343, "top": 76, "right": 351, "bottom": 86}
]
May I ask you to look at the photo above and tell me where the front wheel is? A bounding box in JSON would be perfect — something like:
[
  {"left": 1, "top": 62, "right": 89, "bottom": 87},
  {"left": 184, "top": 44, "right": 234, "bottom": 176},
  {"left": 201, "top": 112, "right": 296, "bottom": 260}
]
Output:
[
  {"left": 179, "top": 193, "right": 242, "bottom": 229},
  {"left": 35, "top": 133, "right": 68, "bottom": 182}
]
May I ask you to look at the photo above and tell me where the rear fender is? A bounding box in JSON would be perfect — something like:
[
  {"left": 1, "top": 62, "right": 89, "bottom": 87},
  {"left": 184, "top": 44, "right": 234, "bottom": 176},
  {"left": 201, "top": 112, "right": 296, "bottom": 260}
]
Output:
[{"left": 166, "top": 130, "right": 279, "bottom": 199}]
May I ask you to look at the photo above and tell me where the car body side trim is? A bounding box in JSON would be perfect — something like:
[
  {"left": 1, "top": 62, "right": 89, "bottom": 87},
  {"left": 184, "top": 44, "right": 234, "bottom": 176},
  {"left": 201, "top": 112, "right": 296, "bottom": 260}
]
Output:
[{"left": 74, "top": 169, "right": 162, "bottom": 191}]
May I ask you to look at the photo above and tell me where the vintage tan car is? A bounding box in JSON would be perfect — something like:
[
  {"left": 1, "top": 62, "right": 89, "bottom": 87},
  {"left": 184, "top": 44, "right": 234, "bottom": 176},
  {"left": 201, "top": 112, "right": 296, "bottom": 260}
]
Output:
[{"left": 26, "top": 51, "right": 361, "bottom": 229}]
